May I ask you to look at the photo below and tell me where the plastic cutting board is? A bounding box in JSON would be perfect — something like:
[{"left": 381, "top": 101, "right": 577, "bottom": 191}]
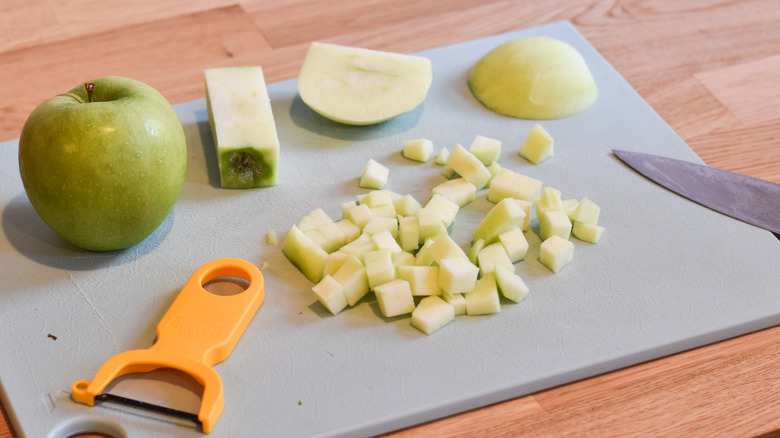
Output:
[{"left": 2, "top": 21, "right": 780, "bottom": 438}]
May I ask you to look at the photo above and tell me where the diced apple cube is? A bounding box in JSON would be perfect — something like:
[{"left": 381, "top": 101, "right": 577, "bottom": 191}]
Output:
[
  {"left": 494, "top": 264, "right": 529, "bottom": 303},
  {"left": 473, "top": 198, "right": 527, "bottom": 244},
  {"left": 360, "top": 189, "right": 394, "bottom": 207},
  {"left": 359, "top": 158, "right": 389, "bottom": 189},
  {"left": 343, "top": 203, "right": 372, "bottom": 229},
  {"left": 520, "top": 124, "right": 554, "bottom": 165},
  {"left": 298, "top": 207, "right": 332, "bottom": 232},
  {"left": 302, "top": 227, "right": 329, "bottom": 252},
  {"left": 539, "top": 209, "right": 572, "bottom": 241},
  {"left": 312, "top": 275, "right": 348, "bottom": 315},
  {"left": 411, "top": 296, "right": 454, "bottom": 335},
  {"left": 339, "top": 234, "right": 377, "bottom": 261},
  {"left": 335, "top": 219, "right": 361, "bottom": 243},
  {"left": 415, "top": 239, "right": 436, "bottom": 266},
  {"left": 488, "top": 160, "right": 502, "bottom": 177},
  {"left": 323, "top": 251, "right": 350, "bottom": 277},
  {"left": 441, "top": 165, "right": 457, "bottom": 179},
  {"left": 266, "top": 230, "right": 277, "bottom": 246},
  {"left": 306, "top": 221, "right": 347, "bottom": 253},
  {"left": 516, "top": 199, "right": 532, "bottom": 231},
  {"left": 369, "top": 204, "right": 397, "bottom": 218},
  {"left": 572, "top": 221, "right": 605, "bottom": 243},
  {"left": 397, "top": 265, "right": 440, "bottom": 296},
  {"left": 465, "top": 274, "right": 501, "bottom": 315},
  {"left": 332, "top": 255, "right": 370, "bottom": 306},
  {"left": 204, "top": 66, "right": 279, "bottom": 188},
  {"left": 393, "top": 194, "right": 422, "bottom": 217},
  {"left": 403, "top": 138, "right": 434, "bottom": 162},
  {"left": 563, "top": 198, "right": 579, "bottom": 220},
  {"left": 416, "top": 209, "right": 447, "bottom": 242},
  {"left": 371, "top": 229, "right": 403, "bottom": 254},
  {"left": 477, "top": 242, "right": 514, "bottom": 276},
  {"left": 468, "top": 135, "right": 502, "bottom": 166},
  {"left": 364, "top": 249, "right": 396, "bottom": 289},
  {"left": 540, "top": 235, "right": 574, "bottom": 273},
  {"left": 498, "top": 227, "right": 529, "bottom": 263},
  {"left": 283, "top": 225, "right": 328, "bottom": 283},
  {"left": 440, "top": 291, "right": 466, "bottom": 315},
  {"left": 435, "top": 147, "right": 450, "bottom": 165},
  {"left": 374, "top": 279, "right": 415, "bottom": 317},
  {"left": 432, "top": 178, "right": 477, "bottom": 207},
  {"left": 427, "top": 234, "right": 468, "bottom": 265},
  {"left": 488, "top": 168, "right": 543, "bottom": 202},
  {"left": 439, "top": 257, "right": 479, "bottom": 294},
  {"left": 468, "top": 238, "right": 486, "bottom": 265},
  {"left": 398, "top": 215, "right": 420, "bottom": 252},
  {"left": 423, "top": 194, "right": 460, "bottom": 228},
  {"left": 446, "top": 144, "right": 492, "bottom": 188},
  {"left": 340, "top": 200, "right": 357, "bottom": 215},
  {"left": 392, "top": 250, "right": 416, "bottom": 267},
  {"left": 362, "top": 216, "right": 398, "bottom": 238},
  {"left": 535, "top": 186, "right": 563, "bottom": 213},
  {"left": 571, "top": 197, "right": 601, "bottom": 225}
]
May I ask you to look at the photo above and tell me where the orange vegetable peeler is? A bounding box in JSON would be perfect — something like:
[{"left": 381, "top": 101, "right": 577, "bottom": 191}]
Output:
[{"left": 71, "top": 257, "right": 265, "bottom": 433}]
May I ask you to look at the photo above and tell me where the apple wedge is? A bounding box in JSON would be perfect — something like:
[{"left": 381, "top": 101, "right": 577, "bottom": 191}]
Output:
[
  {"left": 297, "top": 42, "right": 433, "bottom": 125},
  {"left": 204, "top": 66, "right": 280, "bottom": 188}
]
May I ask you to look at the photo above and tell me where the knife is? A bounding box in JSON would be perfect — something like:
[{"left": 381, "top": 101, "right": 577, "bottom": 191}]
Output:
[{"left": 612, "top": 149, "right": 780, "bottom": 237}]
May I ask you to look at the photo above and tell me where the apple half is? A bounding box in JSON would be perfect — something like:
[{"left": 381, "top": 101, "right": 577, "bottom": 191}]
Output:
[
  {"left": 467, "top": 36, "right": 598, "bottom": 119},
  {"left": 297, "top": 42, "right": 433, "bottom": 125}
]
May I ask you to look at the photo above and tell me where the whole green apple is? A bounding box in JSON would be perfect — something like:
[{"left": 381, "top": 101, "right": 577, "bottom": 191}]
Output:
[{"left": 18, "top": 76, "right": 187, "bottom": 251}]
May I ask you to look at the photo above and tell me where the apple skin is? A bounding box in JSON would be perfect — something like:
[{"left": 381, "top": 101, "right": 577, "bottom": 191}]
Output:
[{"left": 18, "top": 76, "right": 187, "bottom": 251}]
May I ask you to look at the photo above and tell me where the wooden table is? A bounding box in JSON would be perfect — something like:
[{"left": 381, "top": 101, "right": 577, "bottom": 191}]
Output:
[{"left": 2, "top": 1, "right": 779, "bottom": 436}]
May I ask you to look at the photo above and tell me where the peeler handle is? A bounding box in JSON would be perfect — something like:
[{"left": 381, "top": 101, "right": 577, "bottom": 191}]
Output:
[{"left": 151, "top": 257, "right": 265, "bottom": 365}]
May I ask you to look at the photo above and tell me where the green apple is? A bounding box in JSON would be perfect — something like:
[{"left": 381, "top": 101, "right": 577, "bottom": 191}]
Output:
[
  {"left": 18, "top": 76, "right": 187, "bottom": 251},
  {"left": 297, "top": 42, "right": 433, "bottom": 125},
  {"left": 468, "top": 36, "right": 598, "bottom": 119}
]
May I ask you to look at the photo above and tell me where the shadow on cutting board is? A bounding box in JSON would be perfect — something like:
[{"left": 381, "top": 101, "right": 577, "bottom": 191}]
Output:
[
  {"left": 287, "top": 94, "right": 424, "bottom": 143},
  {"left": 1, "top": 192, "right": 170, "bottom": 271}
]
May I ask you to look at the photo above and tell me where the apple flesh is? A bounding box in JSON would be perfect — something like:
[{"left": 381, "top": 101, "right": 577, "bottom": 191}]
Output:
[
  {"left": 204, "top": 66, "right": 280, "bottom": 188},
  {"left": 468, "top": 36, "right": 598, "bottom": 119},
  {"left": 403, "top": 139, "right": 433, "bottom": 162},
  {"left": 18, "top": 76, "right": 187, "bottom": 251},
  {"left": 520, "top": 124, "right": 554, "bottom": 165},
  {"left": 411, "top": 296, "right": 454, "bottom": 335},
  {"left": 359, "top": 158, "right": 389, "bottom": 190},
  {"left": 297, "top": 42, "right": 433, "bottom": 125}
]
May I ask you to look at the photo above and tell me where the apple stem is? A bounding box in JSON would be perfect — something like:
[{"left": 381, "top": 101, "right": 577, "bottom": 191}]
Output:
[{"left": 85, "top": 82, "right": 95, "bottom": 103}]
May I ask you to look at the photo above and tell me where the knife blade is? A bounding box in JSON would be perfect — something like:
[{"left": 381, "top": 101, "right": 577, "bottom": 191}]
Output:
[{"left": 612, "top": 149, "right": 780, "bottom": 236}]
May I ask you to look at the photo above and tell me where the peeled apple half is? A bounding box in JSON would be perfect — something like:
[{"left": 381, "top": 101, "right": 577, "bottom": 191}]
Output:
[
  {"left": 297, "top": 42, "right": 433, "bottom": 125},
  {"left": 467, "top": 36, "right": 598, "bottom": 120}
]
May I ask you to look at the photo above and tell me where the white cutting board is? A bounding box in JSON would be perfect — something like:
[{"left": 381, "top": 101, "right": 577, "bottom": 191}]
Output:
[{"left": 2, "top": 21, "right": 779, "bottom": 438}]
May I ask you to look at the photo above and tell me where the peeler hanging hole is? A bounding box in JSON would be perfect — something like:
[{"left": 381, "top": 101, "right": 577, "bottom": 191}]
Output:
[{"left": 202, "top": 276, "right": 251, "bottom": 296}]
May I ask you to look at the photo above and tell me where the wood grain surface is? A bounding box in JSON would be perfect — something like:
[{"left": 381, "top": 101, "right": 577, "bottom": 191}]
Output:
[{"left": 2, "top": 1, "right": 779, "bottom": 437}]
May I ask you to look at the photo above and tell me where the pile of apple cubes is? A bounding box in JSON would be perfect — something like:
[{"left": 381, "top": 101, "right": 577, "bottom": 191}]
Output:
[{"left": 283, "top": 127, "right": 604, "bottom": 335}]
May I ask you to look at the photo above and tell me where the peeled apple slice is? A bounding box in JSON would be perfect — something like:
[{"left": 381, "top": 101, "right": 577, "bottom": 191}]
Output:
[
  {"left": 297, "top": 42, "right": 433, "bottom": 125},
  {"left": 467, "top": 36, "right": 598, "bottom": 119},
  {"left": 204, "top": 66, "right": 280, "bottom": 188}
]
